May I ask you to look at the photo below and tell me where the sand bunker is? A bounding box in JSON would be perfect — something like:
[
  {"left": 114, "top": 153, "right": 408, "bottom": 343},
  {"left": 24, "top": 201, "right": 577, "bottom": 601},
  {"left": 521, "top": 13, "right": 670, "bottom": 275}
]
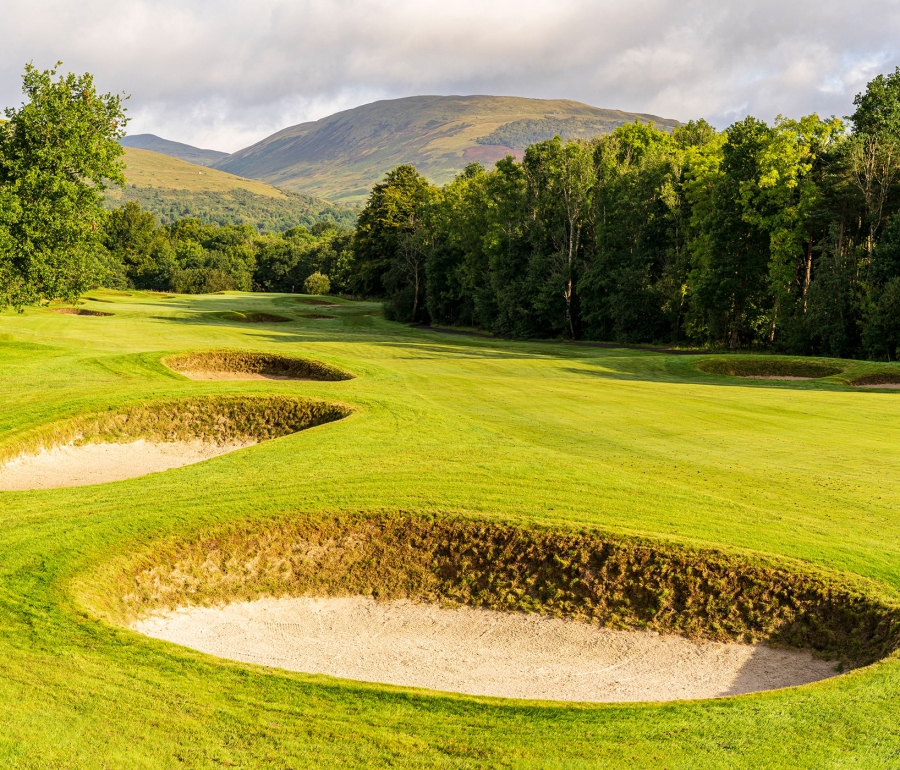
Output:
[
  {"left": 0, "top": 438, "right": 252, "bottom": 490},
  {"left": 49, "top": 308, "right": 113, "bottom": 317},
  {"left": 164, "top": 350, "right": 352, "bottom": 381},
  {"left": 740, "top": 375, "right": 813, "bottom": 380},
  {"left": 134, "top": 596, "right": 838, "bottom": 702}
]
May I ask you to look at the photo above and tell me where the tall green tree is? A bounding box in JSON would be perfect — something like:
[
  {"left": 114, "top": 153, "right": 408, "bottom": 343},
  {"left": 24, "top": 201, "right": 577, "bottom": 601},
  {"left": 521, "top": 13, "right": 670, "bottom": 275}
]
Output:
[
  {"left": 0, "top": 63, "right": 127, "bottom": 306},
  {"left": 351, "top": 165, "right": 433, "bottom": 303}
]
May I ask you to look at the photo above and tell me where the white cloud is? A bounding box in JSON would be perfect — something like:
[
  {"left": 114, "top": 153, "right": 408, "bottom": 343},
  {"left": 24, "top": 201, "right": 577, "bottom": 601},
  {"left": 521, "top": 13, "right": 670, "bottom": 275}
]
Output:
[{"left": 1, "top": 0, "right": 898, "bottom": 151}]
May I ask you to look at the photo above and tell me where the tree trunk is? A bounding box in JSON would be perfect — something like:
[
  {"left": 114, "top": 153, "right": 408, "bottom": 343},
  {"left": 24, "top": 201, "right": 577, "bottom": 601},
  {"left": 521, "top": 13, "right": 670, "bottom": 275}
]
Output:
[{"left": 802, "top": 235, "right": 813, "bottom": 313}]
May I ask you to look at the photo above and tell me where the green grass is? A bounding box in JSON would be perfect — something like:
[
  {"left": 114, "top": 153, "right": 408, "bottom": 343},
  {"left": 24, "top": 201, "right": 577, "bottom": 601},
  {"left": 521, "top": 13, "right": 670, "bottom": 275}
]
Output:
[
  {"left": 1, "top": 290, "right": 900, "bottom": 768},
  {"left": 107, "top": 148, "right": 357, "bottom": 232}
]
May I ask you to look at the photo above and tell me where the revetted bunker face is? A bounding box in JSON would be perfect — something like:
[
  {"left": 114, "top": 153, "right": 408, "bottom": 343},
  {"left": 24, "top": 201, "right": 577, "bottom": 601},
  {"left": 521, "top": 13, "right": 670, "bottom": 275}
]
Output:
[
  {"left": 215, "top": 311, "right": 293, "bottom": 324},
  {"left": 117, "top": 514, "right": 900, "bottom": 669},
  {"left": 0, "top": 395, "right": 352, "bottom": 489},
  {"left": 698, "top": 357, "right": 842, "bottom": 379},
  {"left": 852, "top": 372, "right": 900, "bottom": 388},
  {"left": 163, "top": 350, "right": 353, "bottom": 381},
  {"left": 49, "top": 308, "right": 114, "bottom": 317}
]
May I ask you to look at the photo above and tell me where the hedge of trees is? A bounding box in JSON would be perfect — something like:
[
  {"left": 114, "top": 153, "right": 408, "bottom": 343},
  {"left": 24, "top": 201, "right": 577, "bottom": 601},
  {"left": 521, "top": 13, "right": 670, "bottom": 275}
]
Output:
[
  {"left": 352, "top": 69, "right": 900, "bottom": 359},
  {"left": 103, "top": 202, "right": 353, "bottom": 294}
]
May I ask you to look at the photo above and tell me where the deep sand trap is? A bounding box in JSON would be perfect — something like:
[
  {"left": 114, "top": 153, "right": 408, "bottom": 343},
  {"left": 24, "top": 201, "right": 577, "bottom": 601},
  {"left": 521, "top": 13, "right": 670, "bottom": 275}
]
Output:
[
  {"left": 134, "top": 596, "right": 838, "bottom": 702},
  {"left": 0, "top": 439, "right": 253, "bottom": 490},
  {"left": 176, "top": 371, "right": 295, "bottom": 381},
  {"left": 740, "top": 375, "right": 813, "bottom": 380}
]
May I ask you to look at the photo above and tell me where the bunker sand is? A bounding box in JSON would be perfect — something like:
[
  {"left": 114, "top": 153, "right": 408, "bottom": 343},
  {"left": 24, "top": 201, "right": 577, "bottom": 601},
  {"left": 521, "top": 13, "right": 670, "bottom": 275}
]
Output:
[
  {"left": 0, "top": 439, "right": 253, "bottom": 490},
  {"left": 134, "top": 596, "right": 838, "bottom": 702}
]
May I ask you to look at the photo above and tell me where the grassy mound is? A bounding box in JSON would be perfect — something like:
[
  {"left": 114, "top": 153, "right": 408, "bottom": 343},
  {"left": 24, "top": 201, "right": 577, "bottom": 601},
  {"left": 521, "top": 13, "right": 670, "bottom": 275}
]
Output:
[
  {"left": 163, "top": 350, "right": 352, "bottom": 381},
  {"left": 108, "top": 513, "right": 900, "bottom": 667},
  {"left": 49, "top": 308, "right": 114, "bottom": 317},
  {"left": 698, "top": 356, "right": 843, "bottom": 379},
  {"left": 0, "top": 395, "right": 351, "bottom": 464},
  {"left": 213, "top": 310, "right": 293, "bottom": 324}
]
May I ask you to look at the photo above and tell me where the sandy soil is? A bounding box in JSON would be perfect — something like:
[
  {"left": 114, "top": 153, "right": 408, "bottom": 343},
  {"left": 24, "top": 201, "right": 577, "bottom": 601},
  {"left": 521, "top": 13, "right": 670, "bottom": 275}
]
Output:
[
  {"left": 175, "top": 370, "right": 297, "bottom": 381},
  {"left": 739, "top": 375, "right": 814, "bottom": 380},
  {"left": 134, "top": 596, "right": 838, "bottom": 702},
  {"left": 854, "top": 382, "right": 900, "bottom": 389},
  {"left": 0, "top": 439, "right": 253, "bottom": 490}
]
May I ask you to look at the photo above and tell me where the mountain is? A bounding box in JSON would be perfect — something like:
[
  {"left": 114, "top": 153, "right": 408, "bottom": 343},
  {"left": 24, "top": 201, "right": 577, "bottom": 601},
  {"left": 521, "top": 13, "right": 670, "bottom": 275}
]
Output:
[
  {"left": 120, "top": 134, "right": 230, "bottom": 167},
  {"left": 107, "top": 148, "right": 356, "bottom": 233},
  {"left": 213, "top": 95, "right": 682, "bottom": 202}
]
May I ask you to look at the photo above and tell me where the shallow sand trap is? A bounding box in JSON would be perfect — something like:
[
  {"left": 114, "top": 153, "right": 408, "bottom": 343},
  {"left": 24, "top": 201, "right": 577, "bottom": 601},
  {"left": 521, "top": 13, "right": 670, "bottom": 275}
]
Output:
[
  {"left": 134, "top": 596, "right": 838, "bottom": 702},
  {"left": 0, "top": 439, "right": 252, "bottom": 490}
]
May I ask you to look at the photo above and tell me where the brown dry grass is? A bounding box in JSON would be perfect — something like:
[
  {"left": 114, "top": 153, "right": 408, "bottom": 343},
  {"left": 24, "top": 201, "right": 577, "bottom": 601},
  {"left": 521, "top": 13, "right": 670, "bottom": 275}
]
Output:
[
  {"left": 0, "top": 395, "right": 352, "bottom": 465},
  {"left": 105, "top": 513, "right": 900, "bottom": 667},
  {"left": 163, "top": 350, "right": 352, "bottom": 381}
]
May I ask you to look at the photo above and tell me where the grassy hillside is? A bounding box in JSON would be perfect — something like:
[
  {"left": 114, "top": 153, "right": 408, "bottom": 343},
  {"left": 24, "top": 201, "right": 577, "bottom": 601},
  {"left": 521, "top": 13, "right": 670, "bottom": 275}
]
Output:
[
  {"left": 214, "top": 95, "right": 682, "bottom": 202},
  {"left": 0, "top": 293, "right": 899, "bottom": 767},
  {"left": 120, "top": 134, "right": 229, "bottom": 167},
  {"left": 108, "top": 148, "right": 357, "bottom": 232}
]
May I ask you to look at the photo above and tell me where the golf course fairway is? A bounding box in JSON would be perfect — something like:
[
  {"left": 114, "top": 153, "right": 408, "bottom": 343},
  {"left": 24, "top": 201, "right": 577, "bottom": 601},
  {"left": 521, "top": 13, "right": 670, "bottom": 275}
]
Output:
[{"left": 1, "top": 290, "right": 899, "bottom": 768}]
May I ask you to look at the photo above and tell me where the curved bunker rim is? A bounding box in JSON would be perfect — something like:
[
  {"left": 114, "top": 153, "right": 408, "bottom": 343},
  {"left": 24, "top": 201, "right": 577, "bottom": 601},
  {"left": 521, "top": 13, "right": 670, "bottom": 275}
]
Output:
[
  {"left": 0, "top": 394, "right": 353, "bottom": 468},
  {"left": 87, "top": 513, "right": 900, "bottom": 672},
  {"left": 162, "top": 350, "right": 354, "bottom": 381}
]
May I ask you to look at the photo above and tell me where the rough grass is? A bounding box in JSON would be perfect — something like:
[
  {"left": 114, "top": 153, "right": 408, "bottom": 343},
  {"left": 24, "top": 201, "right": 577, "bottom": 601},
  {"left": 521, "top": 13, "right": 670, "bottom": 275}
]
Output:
[
  {"left": 3, "top": 292, "right": 900, "bottom": 768},
  {"left": 697, "top": 355, "right": 843, "bottom": 378},
  {"left": 0, "top": 394, "right": 351, "bottom": 464},
  {"left": 852, "top": 372, "right": 900, "bottom": 387},
  {"left": 163, "top": 349, "right": 353, "bottom": 381},
  {"left": 110, "top": 513, "right": 900, "bottom": 666}
]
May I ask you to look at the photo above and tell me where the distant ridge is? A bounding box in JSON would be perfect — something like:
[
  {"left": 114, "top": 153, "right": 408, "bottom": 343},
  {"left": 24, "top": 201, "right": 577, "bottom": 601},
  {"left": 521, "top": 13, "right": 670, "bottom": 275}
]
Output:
[
  {"left": 109, "top": 148, "right": 356, "bottom": 233},
  {"left": 213, "top": 95, "right": 681, "bottom": 202},
  {"left": 126, "top": 96, "right": 682, "bottom": 203},
  {"left": 120, "top": 134, "right": 229, "bottom": 167}
]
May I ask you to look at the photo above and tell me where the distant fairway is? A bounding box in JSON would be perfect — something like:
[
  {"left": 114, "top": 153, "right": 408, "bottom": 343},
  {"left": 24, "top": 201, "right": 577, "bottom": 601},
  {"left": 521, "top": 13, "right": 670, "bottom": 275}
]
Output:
[{"left": 0, "top": 292, "right": 899, "bottom": 768}]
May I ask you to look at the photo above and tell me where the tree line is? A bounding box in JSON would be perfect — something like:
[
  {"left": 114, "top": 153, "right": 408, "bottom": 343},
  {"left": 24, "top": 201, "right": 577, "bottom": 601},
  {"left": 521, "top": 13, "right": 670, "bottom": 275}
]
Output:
[
  {"left": 103, "top": 202, "right": 352, "bottom": 294},
  {"left": 352, "top": 69, "right": 900, "bottom": 359}
]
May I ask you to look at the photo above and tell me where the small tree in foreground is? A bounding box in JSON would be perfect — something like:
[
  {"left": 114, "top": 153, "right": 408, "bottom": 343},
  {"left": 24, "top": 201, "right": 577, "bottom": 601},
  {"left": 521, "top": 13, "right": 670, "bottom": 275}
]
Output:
[
  {"left": 303, "top": 271, "right": 330, "bottom": 295},
  {"left": 0, "top": 63, "right": 127, "bottom": 307}
]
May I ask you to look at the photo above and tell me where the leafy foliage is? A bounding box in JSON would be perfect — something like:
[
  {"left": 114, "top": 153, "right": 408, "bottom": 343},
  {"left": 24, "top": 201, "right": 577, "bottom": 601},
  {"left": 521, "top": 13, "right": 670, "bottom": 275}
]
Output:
[
  {"left": 354, "top": 68, "right": 900, "bottom": 359},
  {"left": 103, "top": 202, "right": 353, "bottom": 294},
  {"left": 0, "top": 64, "right": 127, "bottom": 306}
]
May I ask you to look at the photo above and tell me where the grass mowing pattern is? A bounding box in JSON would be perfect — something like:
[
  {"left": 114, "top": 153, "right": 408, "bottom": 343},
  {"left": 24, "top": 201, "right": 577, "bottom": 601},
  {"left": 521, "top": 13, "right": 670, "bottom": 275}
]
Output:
[
  {"left": 163, "top": 350, "right": 353, "bottom": 381},
  {"left": 697, "top": 356, "right": 843, "bottom": 378},
  {"left": 114, "top": 514, "right": 900, "bottom": 667},
  {"left": 4, "top": 292, "right": 900, "bottom": 768},
  {"left": 0, "top": 395, "right": 352, "bottom": 464}
]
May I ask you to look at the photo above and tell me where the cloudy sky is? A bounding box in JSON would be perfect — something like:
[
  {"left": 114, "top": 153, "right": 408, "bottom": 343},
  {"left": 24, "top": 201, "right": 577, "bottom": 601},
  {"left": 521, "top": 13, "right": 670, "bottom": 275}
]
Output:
[{"left": 1, "top": 0, "right": 899, "bottom": 152}]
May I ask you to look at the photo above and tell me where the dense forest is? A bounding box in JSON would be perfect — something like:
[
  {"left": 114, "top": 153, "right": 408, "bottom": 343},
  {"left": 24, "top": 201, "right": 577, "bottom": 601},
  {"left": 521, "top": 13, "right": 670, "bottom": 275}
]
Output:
[
  {"left": 103, "top": 202, "right": 353, "bottom": 294},
  {"left": 108, "top": 186, "right": 357, "bottom": 234},
  {"left": 5, "top": 63, "right": 900, "bottom": 360},
  {"left": 352, "top": 69, "right": 900, "bottom": 359}
]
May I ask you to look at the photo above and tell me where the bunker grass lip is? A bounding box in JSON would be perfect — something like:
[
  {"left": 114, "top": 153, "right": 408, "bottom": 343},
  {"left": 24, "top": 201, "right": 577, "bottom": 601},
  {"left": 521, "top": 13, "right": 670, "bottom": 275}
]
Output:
[
  {"left": 108, "top": 513, "right": 900, "bottom": 671},
  {"left": 0, "top": 395, "right": 353, "bottom": 489},
  {"left": 162, "top": 350, "right": 353, "bottom": 381}
]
